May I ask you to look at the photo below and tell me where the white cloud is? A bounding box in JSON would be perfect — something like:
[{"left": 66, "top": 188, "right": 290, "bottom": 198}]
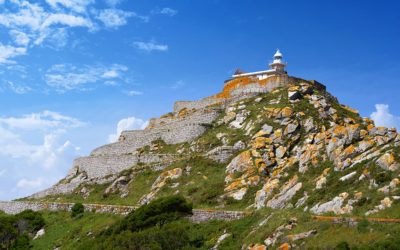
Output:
[
  {"left": 41, "top": 13, "right": 93, "bottom": 29},
  {"left": 0, "top": 110, "right": 86, "bottom": 130},
  {"left": 133, "top": 41, "right": 168, "bottom": 52},
  {"left": 96, "top": 9, "right": 146, "bottom": 28},
  {"left": 101, "top": 64, "right": 127, "bottom": 78},
  {"left": 9, "top": 30, "right": 30, "bottom": 46},
  {"left": 46, "top": 0, "right": 94, "bottom": 13},
  {"left": 7, "top": 80, "right": 31, "bottom": 94},
  {"left": 0, "top": 169, "right": 5, "bottom": 177},
  {"left": 370, "top": 104, "right": 400, "bottom": 129},
  {"left": 45, "top": 63, "right": 128, "bottom": 92},
  {"left": 160, "top": 7, "right": 178, "bottom": 16},
  {"left": 108, "top": 117, "right": 148, "bottom": 142},
  {"left": 0, "top": 43, "right": 27, "bottom": 63},
  {"left": 124, "top": 90, "right": 143, "bottom": 96}
]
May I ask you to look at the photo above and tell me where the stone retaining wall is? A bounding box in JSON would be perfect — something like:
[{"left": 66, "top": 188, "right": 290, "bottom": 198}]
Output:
[
  {"left": 0, "top": 201, "right": 251, "bottom": 222},
  {"left": 74, "top": 154, "right": 177, "bottom": 179},
  {"left": 91, "top": 110, "right": 220, "bottom": 156}
]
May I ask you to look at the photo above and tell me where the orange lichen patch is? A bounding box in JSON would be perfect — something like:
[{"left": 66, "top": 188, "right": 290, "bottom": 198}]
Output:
[
  {"left": 280, "top": 107, "right": 293, "bottom": 117},
  {"left": 248, "top": 243, "right": 267, "bottom": 250},
  {"left": 254, "top": 158, "right": 265, "bottom": 167},
  {"left": 118, "top": 135, "right": 125, "bottom": 141},
  {"left": 313, "top": 168, "right": 330, "bottom": 182},
  {"left": 311, "top": 153, "right": 318, "bottom": 166},
  {"left": 331, "top": 146, "right": 344, "bottom": 160},
  {"left": 252, "top": 137, "right": 272, "bottom": 149},
  {"left": 202, "top": 175, "right": 208, "bottom": 180},
  {"left": 224, "top": 173, "right": 234, "bottom": 183},
  {"left": 261, "top": 178, "right": 280, "bottom": 194},
  {"left": 340, "top": 192, "right": 349, "bottom": 199},
  {"left": 375, "top": 136, "right": 389, "bottom": 145},
  {"left": 341, "top": 104, "right": 359, "bottom": 114},
  {"left": 332, "top": 125, "right": 346, "bottom": 137},
  {"left": 342, "top": 145, "right": 356, "bottom": 159},
  {"left": 207, "top": 101, "right": 223, "bottom": 108},
  {"left": 248, "top": 175, "right": 260, "bottom": 185},
  {"left": 280, "top": 175, "right": 298, "bottom": 192},
  {"left": 224, "top": 181, "right": 244, "bottom": 191},
  {"left": 160, "top": 121, "right": 166, "bottom": 126},
  {"left": 367, "top": 124, "right": 375, "bottom": 131},
  {"left": 146, "top": 124, "right": 153, "bottom": 129},
  {"left": 362, "top": 169, "right": 370, "bottom": 176},
  {"left": 380, "top": 152, "right": 395, "bottom": 167},
  {"left": 355, "top": 192, "right": 363, "bottom": 198},
  {"left": 392, "top": 178, "right": 400, "bottom": 185},
  {"left": 278, "top": 243, "right": 290, "bottom": 250},
  {"left": 288, "top": 86, "right": 300, "bottom": 91},
  {"left": 215, "top": 76, "right": 259, "bottom": 99},
  {"left": 298, "top": 111, "right": 305, "bottom": 116},
  {"left": 253, "top": 131, "right": 271, "bottom": 138},
  {"left": 178, "top": 108, "right": 189, "bottom": 117}
]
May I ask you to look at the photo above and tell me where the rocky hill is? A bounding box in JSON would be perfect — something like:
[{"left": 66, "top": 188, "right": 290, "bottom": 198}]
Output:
[{"left": 11, "top": 73, "right": 400, "bottom": 248}]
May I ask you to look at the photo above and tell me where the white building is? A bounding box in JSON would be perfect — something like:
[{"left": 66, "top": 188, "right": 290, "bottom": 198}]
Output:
[{"left": 232, "top": 49, "right": 287, "bottom": 80}]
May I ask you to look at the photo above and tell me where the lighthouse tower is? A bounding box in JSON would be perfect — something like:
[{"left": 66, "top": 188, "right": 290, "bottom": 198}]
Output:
[
  {"left": 232, "top": 49, "right": 287, "bottom": 80},
  {"left": 268, "top": 49, "right": 287, "bottom": 74}
]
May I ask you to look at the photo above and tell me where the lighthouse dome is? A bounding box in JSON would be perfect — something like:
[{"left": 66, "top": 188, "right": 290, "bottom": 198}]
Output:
[{"left": 274, "top": 49, "right": 282, "bottom": 58}]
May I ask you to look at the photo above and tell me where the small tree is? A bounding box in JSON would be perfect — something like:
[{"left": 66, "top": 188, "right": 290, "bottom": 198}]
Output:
[{"left": 71, "top": 203, "right": 84, "bottom": 218}]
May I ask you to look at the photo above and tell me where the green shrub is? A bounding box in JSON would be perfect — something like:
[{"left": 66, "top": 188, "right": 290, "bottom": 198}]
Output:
[
  {"left": 71, "top": 203, "right": 85, "bottom": 218},
  {"left": 357, "top": 219, "right": 370, "bottom": 233},
  {"left": 334, "top": 241, "right": 350, "bottom": 250},
  {"left": 116, "top": 195, "right": 192, "bottom": 233},
  {"left": 15, "top": 209, "right": 45, "bottom": 232},
  {"left": 10, "top": 233, "right": 31, "bottom": 250}
]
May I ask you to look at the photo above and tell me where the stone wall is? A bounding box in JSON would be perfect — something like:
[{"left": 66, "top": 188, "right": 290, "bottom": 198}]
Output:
[
  {"left": 173, "top": 99, "right": 225, "bottom": 113},
  {"left": 73, "top": 154, "right": 177, "bottom": 179},
  {"left": 91, "top": 110, "right": 221, "bottom": 156},
  {"left": 0, "top": 201, "right": 251, "bottom": 222},
  {"left": 187, "top": 209, "right": 252, "bottom": 223}
]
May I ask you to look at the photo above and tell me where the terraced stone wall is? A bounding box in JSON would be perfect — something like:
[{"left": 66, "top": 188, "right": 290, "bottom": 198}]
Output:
[
  {"left": 91, "top": 110, "right": 221, "bottom": 156},
  {"left": 0, "top": 201, "right": 251, "bottom": 222}
]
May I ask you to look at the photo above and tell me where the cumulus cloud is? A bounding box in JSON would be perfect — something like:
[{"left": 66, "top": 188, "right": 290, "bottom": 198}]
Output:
[
  {"left": 108, "top": 117, "right": 148, "bottom": 143},
  {"left": 45, "top": 63, "right": 129, "bottom": 92},
  {"left": 370, "top": 104, "right": 400, "bottom": 129},
  {"left": 133, "top": 41, "right": 168, "bottom": 52}
]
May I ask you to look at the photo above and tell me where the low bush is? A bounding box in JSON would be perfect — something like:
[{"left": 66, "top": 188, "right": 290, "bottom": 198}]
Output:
[{"left": 71, "top": 203, "right": 85, "bottom": 218}]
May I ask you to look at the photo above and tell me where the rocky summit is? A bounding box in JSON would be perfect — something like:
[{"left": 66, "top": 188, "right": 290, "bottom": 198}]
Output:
[{"left": 4, "top": 72, "right": 400, "bottom": 249}]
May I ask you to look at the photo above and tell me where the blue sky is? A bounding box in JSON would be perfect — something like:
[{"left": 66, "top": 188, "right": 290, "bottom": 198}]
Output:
[{"left": 0, "top": 0, "right": 399, "bottom": 200}]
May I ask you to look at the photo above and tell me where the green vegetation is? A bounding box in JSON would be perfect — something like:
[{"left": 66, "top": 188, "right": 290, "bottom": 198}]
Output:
[
  {"left": 0, "top": 210, "right": 44, "bottom": 249},
  {"left": 71, "top": 203, "right": 84, "bottom": 218}
]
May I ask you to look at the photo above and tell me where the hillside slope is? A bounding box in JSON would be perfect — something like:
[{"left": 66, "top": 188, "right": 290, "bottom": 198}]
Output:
[{"left": 15, "top": 74, "right": 400, "bottom": 248}]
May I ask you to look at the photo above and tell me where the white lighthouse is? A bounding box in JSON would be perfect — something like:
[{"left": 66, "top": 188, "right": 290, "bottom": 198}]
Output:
[
  {"left": 232, "top": 49, "right": 287, "bottom": 80},
  {"left": 269, "top": 49, "right": 287, "bottom": 74}
]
